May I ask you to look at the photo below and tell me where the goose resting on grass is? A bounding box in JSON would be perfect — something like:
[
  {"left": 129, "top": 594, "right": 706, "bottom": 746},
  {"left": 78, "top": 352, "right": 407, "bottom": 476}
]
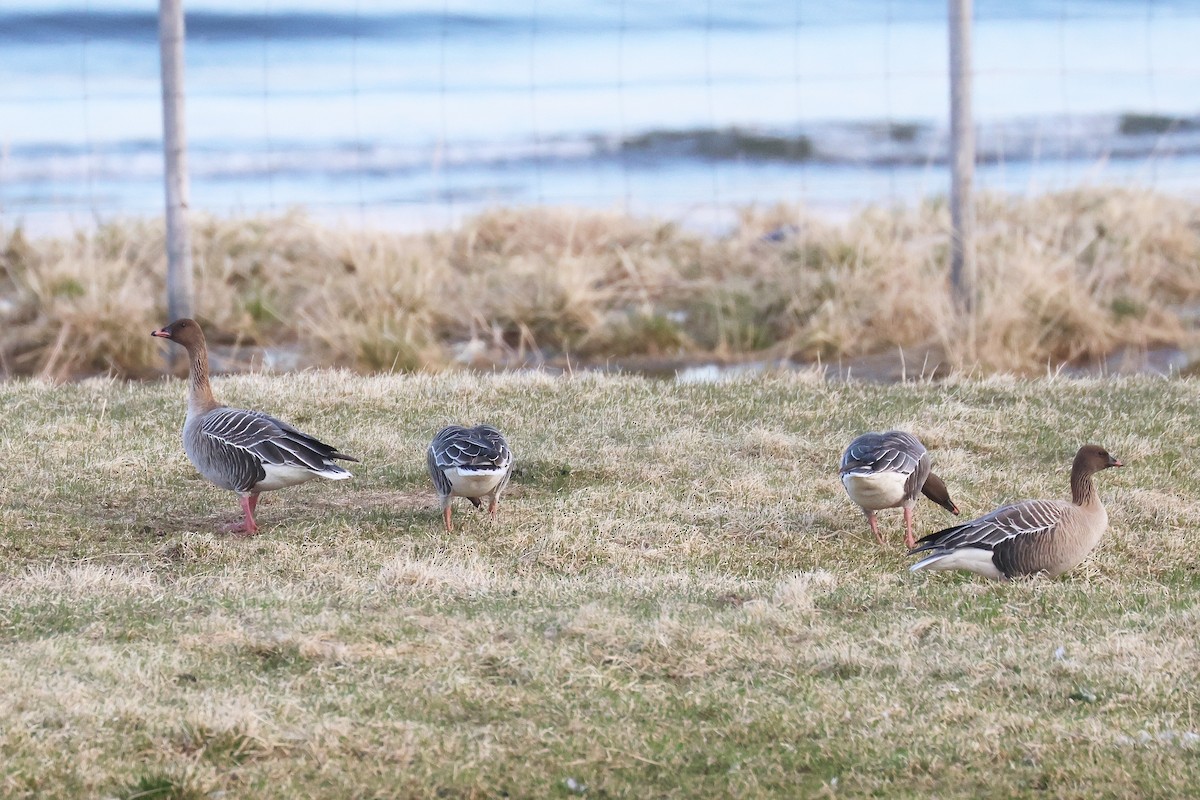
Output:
[
  {"left": 151, "top": 318, "right": 358, "bottom": 535},
  {"left": 427, "top": 424, "right": 513, "bottom": 532},
  {"left": 908, "top": 445, "right": 1122, "bottom": 580},
  {"left": 839, "top": 430, "right": 960, "bottom": 548}
]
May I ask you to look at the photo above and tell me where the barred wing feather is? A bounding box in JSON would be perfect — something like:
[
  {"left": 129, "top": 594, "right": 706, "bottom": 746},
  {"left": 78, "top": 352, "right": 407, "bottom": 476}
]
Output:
[
  {"left": 840, "top": 431, "right": 924, "bottom": 476},
  {"left": 910, "top": 499, "right": 1070, "bottom": 553},
  {"left": 200, "top": 408, "right": 357, "bottom": 474},
  {"left": 431, "top": 425, "right": 513, "bottom": 472},
  {"left": 428, "top": 424, "right": 514, "bottom": 501}
]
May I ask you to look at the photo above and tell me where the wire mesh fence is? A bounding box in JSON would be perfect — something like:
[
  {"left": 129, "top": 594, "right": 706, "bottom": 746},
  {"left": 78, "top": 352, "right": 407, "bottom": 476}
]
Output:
[{"left": 1, "top": 0, "right": 1199, "bottom": 234}]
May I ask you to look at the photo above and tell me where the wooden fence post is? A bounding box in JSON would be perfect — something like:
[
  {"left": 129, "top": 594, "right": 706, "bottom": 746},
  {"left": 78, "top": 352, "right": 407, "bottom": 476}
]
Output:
[
  {"left": 948, "top": 0, "right": 976, "bottom": 315},
  {"left": 159, "top": 0, "right": 194, "bottom": 331}
]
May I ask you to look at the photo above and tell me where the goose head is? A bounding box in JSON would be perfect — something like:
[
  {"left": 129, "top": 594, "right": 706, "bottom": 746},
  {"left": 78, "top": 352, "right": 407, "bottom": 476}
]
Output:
[
  {"left": 1073, "top": 444, "right": 1123, "bottom": 475},
  {"left": 151, "top": 318, "right": 207, "bottom": 351}
]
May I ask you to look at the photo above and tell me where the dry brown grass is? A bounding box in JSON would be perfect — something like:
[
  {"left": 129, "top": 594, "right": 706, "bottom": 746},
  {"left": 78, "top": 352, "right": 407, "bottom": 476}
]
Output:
[
  {"left": 0, "top": 373, "right": 1199, "bottom": 796},
  {"left": 2, "top": 189, "right": 1199, "bottom": 380}
]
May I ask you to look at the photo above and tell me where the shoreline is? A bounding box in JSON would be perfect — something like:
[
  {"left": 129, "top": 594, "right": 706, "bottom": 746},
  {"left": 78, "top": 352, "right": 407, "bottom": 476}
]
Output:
[{"left": 6, "top": 111, "right": 1200, "bottom": 237}]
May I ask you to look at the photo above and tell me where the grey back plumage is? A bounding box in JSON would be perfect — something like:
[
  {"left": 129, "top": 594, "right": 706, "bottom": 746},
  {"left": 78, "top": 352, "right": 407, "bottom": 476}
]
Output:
[
  {"left": 911, "top": 498, "right": 1066, "bottom": 550},
  {"left": 840, "top": 430, "right": 931, "bottom": 501},
  {"left": 427, "top": 424, "right": 513, "bottom": 500},
  {"left": 185, "top": 406, "right": 358, "bottom": 494}
]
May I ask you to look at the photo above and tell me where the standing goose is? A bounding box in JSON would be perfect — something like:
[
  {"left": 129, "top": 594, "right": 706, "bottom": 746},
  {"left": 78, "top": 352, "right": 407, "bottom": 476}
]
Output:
[
  {"left": 908, "top": 444, "right": 1122, "bottom": 580},
  {"left": 427, "top": 424, "right": 513, "bottom": 532},
  {"left": 151, "top": 318, "right": 358, "bottom": 535},
  {"left": 839, "top": 430, "right": 960, "bottom": 548}
]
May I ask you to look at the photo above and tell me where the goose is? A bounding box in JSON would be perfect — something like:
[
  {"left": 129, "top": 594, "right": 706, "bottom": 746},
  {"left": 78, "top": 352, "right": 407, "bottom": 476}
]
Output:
[
  {"left": 427, "top": 424, "right": 513, "bottom": 532},
  {"left": 150, "top": 318, "right": 358, "bottom": 535},
  {"left": 839, "top": 430, "right": 960, "bottom": 548},
  {"left": 908, "top": 444, "right": 1122, "bottom": 580}
]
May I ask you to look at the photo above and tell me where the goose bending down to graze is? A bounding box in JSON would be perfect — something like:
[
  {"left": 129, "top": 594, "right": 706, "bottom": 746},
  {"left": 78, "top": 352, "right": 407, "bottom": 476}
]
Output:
[
  {"left": 151, "top": 319, "right": 358, "bottom": 535},
  {"left": 427, "top": 424, "right": 513, "bottom": 532},
  {"left": 908, "top": 445, "right": 1122, "bottom": 580},
  {"left": 839, "top": 430, "right": 960, "bottom": 548}
]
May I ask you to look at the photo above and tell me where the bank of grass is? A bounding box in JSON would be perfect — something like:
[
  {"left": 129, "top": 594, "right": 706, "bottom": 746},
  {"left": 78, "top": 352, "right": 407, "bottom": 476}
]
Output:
[
  {"left": 0, "top": 372, "right": 1198, "bottom": 797},
  {"left": 2, "top": 189, "right": 1199, "bottom": 379}
]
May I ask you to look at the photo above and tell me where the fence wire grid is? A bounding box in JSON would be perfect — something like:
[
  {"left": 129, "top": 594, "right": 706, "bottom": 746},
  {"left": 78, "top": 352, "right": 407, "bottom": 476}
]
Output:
[{"left": 1, "top": 0, "right": 1199, "bottom": 233}]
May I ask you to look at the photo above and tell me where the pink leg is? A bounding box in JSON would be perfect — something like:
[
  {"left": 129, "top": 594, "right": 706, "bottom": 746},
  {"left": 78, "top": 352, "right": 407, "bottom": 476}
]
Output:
[
  {"left": 903, "top": 505, "right": 916, "bottom": 549},
  {"left": 223, "top": 494, "right": 260, "bottom": 536},
  {"left": 868, "top": 512, "right": 884, "bottom": 546},
  {"left": 443, "top": 505, "right": 454, "bottom": 532},
  {"left": 488, "top": 495, "right": 498, "bottom": 521}
]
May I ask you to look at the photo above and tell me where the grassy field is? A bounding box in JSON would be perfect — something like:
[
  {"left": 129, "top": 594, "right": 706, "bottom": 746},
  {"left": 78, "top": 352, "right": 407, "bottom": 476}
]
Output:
[
  {"left": 3, "top": 189, "right": 1199, "bottom": 378},
  {"left": 0, "top": 371, "right": 1198, "bottom": 798}
]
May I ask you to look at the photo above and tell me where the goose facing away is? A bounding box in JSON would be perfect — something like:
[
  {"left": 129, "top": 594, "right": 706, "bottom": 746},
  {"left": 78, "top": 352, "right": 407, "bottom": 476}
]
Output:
[
  {"left": 427, "top": 424, "right": 513, "bottom": 532},
  {"left": 151, "top": 319, "right": 358, "bottom": 535},
  {"left": 839, "top": 430, "right": 960, "bottom": 548},
  {"left": 908, "top": 445, "right": 1122, "bottom": 580}
]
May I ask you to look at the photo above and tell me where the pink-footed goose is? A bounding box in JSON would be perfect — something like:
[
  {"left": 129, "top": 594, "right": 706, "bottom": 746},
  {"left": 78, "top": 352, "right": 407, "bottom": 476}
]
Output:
[
  {"left": 151, "top": 319, "right": 358, "bottom": 535},
  {"left": 840, "top": 430, "right": 960, "bottom": 548},
  {"left": 908, "top": 444, "right": 1122, "bottom": 580},
  {"left": 427, "top": 424, "right": 513, "bottom": 532}
]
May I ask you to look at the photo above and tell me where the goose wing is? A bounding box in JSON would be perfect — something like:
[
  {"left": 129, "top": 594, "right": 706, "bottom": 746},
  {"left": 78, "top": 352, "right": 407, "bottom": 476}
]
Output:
[
  {"left": 840, "top": 431, "right": 925, "bottom": 477},
  {"left": 200, "top": 407, "right": 357, "bottom": 477},
  {"left": 428, "top": 425, "right": 513, "bottom": 498},
  {"left": 430, "top": 425, "right": 513, "bottom": 472},
  {"left": 841, "top": 430, "right": 932, "bottom": 500},
  {"left": 908, "top": 498, "right": 1071, "bottom": 555}
]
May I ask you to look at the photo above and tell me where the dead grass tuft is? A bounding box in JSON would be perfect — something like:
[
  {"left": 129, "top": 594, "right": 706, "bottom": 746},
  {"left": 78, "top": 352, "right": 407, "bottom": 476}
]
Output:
[
  {"left": 2, "top": 190, "right": 1198, "bottom": 378},
  {"left": 771, "top": 570, "right": 838, "bottom": 612},
  {"left": 377, "top": 550, "right": 500, "bottom": 596}
]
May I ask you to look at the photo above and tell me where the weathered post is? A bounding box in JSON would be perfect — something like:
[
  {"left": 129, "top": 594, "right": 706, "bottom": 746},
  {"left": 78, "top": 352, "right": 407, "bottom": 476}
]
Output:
[
  {"left": 159, "top": 0, "right": 193, "bottom": 330},
  {"left": 948, "top": 0, "right": 976, "bottom": 315}
]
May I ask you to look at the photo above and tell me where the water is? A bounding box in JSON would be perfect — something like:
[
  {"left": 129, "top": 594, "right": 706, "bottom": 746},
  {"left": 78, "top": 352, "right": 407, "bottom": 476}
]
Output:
[{"left": 1, "top": 0, "right": 1199, "bottom": 232}]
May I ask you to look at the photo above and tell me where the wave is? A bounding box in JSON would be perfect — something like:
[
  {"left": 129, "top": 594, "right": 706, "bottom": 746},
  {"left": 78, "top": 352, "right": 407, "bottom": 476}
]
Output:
[
  {"left": 3, "top": 112, "right": 1198, "bottom": 184},
  {"left": 0, "top": 1, "right": 1153, "bottom": 45},
  {"left": 0, "top": 8, "right": 805, "bottom": 44},
  {"left": 0, "top": 10, "right": 570, "bottom": 43}
]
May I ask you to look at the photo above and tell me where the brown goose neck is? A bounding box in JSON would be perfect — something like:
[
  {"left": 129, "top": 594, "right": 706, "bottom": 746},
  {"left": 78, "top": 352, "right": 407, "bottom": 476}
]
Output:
[
  {"left": 1070, "top": 468, "right": 1096, "bottom": 506},
  {"left": 185, "top": 342, "right": 218, "bottom": 413}
]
